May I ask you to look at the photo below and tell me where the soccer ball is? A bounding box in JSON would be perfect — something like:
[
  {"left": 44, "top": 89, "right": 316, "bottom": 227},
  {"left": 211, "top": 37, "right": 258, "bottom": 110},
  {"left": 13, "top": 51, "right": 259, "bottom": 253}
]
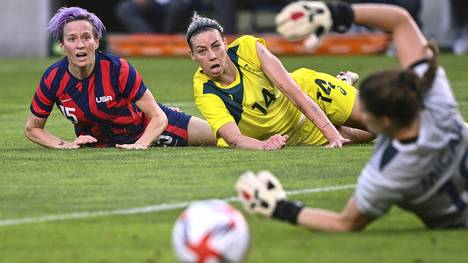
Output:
[
  {"left": 172, "top": 200, "right": 250, "bottom": 263},
  {"left": 275, "top": 1, "right": 332, "bottom": 43}
]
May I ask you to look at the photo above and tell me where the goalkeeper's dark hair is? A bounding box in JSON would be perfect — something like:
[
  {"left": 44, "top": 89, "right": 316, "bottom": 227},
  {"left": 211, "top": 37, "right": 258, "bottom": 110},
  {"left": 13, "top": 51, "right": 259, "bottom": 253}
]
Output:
[
  {"left": 359, "top": 41, "right": 439, "bottom": 128},
  {"left": 186, "top": 12, "right": 224, "bottom": 50}
]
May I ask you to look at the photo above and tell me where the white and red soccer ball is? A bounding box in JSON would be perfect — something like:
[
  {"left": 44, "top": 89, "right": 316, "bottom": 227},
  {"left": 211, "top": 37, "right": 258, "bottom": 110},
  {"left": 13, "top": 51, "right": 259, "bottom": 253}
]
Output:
[
  {"left": 275, "top": 1, "right": 333, "bottom": 50},
  {"left": 172, "top": 200, "right": 250, "bottom": 263}
]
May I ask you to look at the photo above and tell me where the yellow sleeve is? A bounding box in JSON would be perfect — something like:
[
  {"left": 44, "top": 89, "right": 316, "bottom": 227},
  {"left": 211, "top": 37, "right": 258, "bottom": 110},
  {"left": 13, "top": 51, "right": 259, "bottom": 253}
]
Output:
[
  {"left": 193, "top": 74, "right": 235, "bottom": 137},
  {"left": 195, "top": 93, "right": 235, "bottom": 135}
]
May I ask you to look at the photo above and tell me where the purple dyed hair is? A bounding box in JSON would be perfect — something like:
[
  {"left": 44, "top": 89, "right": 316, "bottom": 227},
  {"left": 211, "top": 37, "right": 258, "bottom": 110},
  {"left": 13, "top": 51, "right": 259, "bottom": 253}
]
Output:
[{"left": 47, "top": 7, "right": 106, "bottom": 42}]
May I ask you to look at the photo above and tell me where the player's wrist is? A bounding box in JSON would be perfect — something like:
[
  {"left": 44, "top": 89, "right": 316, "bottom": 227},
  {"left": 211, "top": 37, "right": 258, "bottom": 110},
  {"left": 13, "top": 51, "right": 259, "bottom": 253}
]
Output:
[
  {"left": 326, "top": 1, "right": 355, "bottom": 33},
  {"left": 321, "top": 123, "right": 340, "bottom": 139},
  {"left": 137, "top": 142, "right": 150, "bottom": 147},
  {"left": 56, "top": 140, "right": 80, "bottom": 149},
  {"left": 272, "top": 200, "right": 305, "bottom": 224},
  {"left": 134, "top": 140, "right": 151, "bottom": 148},
  {"left": 57, "top": 140, "right": 70, "bottom": 148}
]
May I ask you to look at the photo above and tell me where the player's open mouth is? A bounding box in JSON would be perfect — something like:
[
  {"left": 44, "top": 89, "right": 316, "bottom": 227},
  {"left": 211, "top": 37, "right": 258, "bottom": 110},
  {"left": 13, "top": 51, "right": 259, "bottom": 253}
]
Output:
[
  {"left": 210, "top": 64, "right": 221, "bottom": 74},
  {"left": 76, "top": 52, "right": 87, "bottom": 59}
]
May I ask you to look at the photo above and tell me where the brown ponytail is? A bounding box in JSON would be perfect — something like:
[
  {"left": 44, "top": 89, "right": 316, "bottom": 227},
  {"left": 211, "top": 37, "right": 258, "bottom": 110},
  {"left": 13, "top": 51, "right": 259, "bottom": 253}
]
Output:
[
  {"left": 420, "top": 40, "right": 439, "bottom": 93},
  {"left": 359, "top": 40, "right": 440, "bottom": 128}
]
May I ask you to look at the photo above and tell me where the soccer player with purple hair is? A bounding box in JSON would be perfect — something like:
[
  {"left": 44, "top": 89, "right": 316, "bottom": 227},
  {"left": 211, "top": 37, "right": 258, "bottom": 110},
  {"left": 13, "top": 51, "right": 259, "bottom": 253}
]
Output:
[{"left": 25, "top": 7, "right": 216, "bottom": 149}]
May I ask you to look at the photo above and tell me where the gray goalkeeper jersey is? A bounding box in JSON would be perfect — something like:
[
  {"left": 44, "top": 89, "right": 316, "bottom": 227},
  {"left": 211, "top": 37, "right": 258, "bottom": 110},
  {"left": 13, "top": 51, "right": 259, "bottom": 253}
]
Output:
[{"left": 355, "top": 61, "right": 468, "bottom": 228}]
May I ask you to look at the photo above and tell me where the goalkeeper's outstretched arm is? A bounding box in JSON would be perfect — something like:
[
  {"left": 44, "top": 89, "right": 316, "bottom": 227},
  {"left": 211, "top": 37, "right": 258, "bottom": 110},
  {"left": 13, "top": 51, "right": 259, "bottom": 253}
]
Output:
[
  {"left": 276, "top": 2, "right": 432, "bottom": 68},
  {"left": 352, "top": 4, "right": 431, "bottom": 69},
  {"left": 236, "top": 170, "right": 374, "bottom": 232},
  {"left": 296, "top": 197, "right": 373, "bottom": 232}
]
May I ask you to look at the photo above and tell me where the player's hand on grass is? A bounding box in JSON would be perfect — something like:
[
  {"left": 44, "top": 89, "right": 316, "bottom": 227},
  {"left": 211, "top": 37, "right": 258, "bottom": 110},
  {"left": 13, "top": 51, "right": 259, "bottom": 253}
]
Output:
[
  {"left": 325, "top": 136, "right": 350, "bottom": 148},
  {"left": 235, "top": 170, "right": 286, "bottom": 217},
  {"left": 263, "top": 134, "right": 288, "bottom": 150},
  {"left": 73, "top": 135, "right": 98, "bottom": 146},
  {"left": 115, "top": 143, "right": 149, "bottom": 150},
  {"left": 57, "top": 135, "right": 97, "bottom": 149}
]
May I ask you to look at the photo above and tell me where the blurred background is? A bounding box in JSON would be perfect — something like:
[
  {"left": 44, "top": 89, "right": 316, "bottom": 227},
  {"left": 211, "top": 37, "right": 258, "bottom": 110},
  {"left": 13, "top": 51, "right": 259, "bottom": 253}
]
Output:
[{"left": 0, "top": 0, "right": 466, "bottom": 57}]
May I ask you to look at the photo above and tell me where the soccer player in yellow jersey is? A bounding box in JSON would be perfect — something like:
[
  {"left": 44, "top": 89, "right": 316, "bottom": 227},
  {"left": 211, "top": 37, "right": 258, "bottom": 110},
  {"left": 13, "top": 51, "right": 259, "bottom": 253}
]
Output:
[{"left": 186, "top": 13, "right": 372, "bottom": 150}]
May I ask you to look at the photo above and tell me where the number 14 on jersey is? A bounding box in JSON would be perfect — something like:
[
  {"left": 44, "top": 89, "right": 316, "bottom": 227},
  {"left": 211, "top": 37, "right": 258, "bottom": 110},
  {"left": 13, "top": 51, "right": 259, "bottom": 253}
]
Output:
[{"left": 252, "top": 88, "right": 276, "bottom": 115}]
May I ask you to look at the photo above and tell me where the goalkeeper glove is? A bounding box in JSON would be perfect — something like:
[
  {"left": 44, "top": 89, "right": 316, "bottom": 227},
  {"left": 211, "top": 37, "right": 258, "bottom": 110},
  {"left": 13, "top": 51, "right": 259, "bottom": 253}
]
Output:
[
  {"left": 337, "top": 71, "right": 360, "bottom": 86},
  {"left": 276, "top": 1, "right": 354, "bottom": 42},
  {"left": 235, "top": 170, "right": 304, "bottom": 224}
]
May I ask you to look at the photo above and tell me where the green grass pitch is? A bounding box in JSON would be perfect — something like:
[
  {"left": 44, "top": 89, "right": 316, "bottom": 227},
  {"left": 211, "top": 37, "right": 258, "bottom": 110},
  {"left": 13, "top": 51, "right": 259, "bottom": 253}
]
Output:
[{"left": 1, "top": 54, "right": 468, "bottom": 263}]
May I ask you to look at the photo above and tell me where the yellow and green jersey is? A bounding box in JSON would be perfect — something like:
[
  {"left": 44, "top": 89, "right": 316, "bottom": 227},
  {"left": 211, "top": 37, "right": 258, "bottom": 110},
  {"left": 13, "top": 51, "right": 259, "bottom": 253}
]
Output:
[{"left": 193, "top": 35, "right": 357, "bottom": 146}]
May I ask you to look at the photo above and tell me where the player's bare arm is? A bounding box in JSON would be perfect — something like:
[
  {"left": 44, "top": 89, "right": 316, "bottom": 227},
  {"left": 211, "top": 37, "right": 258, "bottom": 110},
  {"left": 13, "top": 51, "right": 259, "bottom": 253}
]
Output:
[
  {"left": 25, "top": 114, "right": 73, "bottom": 149},
  {"left": 352, "top": 4, "right": 431, "bottom": 69},
  {"left": 255, "top": 42, "right": 348, "bottom": 148},
  {"left": 218, "top": 122, "right": 288, "bottom": 150},
  {"left": 116, "top": 90, "right": 168, "bottom": 150},
  {"left": 297, "top": 197, "right": 373, "bottom": 232},
  {"left": 25, "top": 114, "right": 99, "bottom": 149},
  {"left": 236, "top": 171, "right": 374, "bottom": 232}
]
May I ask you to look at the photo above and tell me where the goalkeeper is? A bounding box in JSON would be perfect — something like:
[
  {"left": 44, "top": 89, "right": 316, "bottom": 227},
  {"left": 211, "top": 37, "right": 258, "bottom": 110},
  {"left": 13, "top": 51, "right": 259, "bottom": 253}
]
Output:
[
  {"left": 236, "top": 2, "right": 468, "bottom": 230},
  {"left": 186, "top": 12, "right": 374, "bottom": 150}
]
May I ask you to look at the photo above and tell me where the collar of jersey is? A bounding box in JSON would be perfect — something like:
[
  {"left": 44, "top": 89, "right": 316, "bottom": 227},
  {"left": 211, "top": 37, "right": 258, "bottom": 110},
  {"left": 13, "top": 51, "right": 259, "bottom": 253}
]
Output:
[{"left": 64, "top": 57, "right": 96, "bottom": 82}]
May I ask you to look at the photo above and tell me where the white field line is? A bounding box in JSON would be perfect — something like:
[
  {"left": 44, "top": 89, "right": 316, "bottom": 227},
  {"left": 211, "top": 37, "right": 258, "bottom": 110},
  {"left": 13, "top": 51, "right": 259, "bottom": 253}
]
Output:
[
  {"left": 160, "top": 102, "right": 196, "bottom": 107},
  {"left": 0, "top": 184, "right": 355, "bottom": 227}
]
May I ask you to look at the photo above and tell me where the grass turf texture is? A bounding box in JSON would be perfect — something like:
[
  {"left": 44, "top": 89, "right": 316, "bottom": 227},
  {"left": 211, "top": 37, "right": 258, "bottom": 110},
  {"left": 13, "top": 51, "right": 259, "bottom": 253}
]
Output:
[{"left": 1, "top": 54, "right": 468, "bottom": 262}]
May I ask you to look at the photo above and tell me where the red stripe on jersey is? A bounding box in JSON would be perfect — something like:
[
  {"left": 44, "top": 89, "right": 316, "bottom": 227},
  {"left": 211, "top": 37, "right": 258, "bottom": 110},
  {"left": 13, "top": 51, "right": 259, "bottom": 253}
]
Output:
[
  {"left": 76, "top": 82, "right": 83, "bottom": 93},
  {"left": 44, "top": 67, "right": 58, "bottom": 88},
  {"left": 31, "top": 68, "right": 59, "bottom": 117},
  {"left": 128, "top": 72, "right": 143, "bottom": 101},
  {"left": 35, "top": 83, "right": 52, "bottom": 105},
  {"left": 31, "top": 98, "right": 49, "bottom": 117},
  {"left": 113, "top": 114, "right": 141, "bottom": 124},
  {"left": 87, "top": 75, "right": 138, "bottom": 124},
  {"left": 99, "top": 60, "right": 117, "bottom": 108},
  {"left": 89, "top": 126, "right": 106, "bottom": 147},
  {"left": 165, "top": 124, "right": 189, "bottom": 140},
  {"left": 88, "top": 75, "right": 99, "bottom": 117},
  {"left": 118, "top": 58, "right": 129, "bottom": 94},
  {"left": 110, "top": 127, "right": 127, "bottom": 135},
  {"left": 57, "top": 72, "right": 71, "bottom": 95},
  {"left": 88, "top": 75, "right": 114, "bottom": 120}
]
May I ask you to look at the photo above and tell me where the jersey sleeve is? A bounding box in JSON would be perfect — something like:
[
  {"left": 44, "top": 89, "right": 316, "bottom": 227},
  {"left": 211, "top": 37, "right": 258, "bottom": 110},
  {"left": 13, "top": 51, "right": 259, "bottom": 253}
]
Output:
[
  {"left": 30, "top": 67, "right": 58, "bottom": 118},
  {"left": 194, "top": 80, "right": 235, "bottom": 137},
  {"left": 354, "top": 152, "right": 415, "bottom": 218},
  {"left": 355, "top": 164, "right": 396, "bottom": 217},
  {"left": 118, "top": 58, "right": 147, "bottom": 102}
]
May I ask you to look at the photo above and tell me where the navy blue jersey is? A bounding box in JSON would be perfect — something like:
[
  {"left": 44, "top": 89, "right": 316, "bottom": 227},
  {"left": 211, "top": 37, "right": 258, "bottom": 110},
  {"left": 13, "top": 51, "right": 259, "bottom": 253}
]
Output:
[{"left": 30, "top": 52, "right": 190, "bottom": 147}]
